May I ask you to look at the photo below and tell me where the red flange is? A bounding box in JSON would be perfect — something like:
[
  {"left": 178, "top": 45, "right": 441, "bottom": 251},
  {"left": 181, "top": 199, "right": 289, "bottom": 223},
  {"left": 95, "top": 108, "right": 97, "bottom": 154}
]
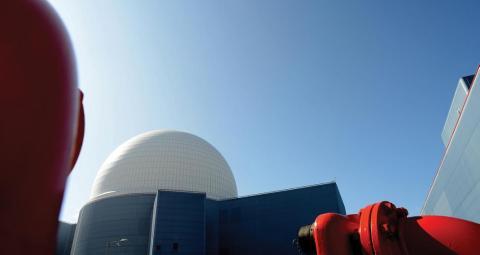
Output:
[{"left": 299, "top": 201, "right": 480, "bottom": 255}]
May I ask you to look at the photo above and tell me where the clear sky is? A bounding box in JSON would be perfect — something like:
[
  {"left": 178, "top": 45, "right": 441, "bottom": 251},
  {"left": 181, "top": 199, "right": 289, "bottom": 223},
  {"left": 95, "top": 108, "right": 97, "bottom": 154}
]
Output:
[{"left": 47, "top": 0, "right": 480, "bottom": 222}]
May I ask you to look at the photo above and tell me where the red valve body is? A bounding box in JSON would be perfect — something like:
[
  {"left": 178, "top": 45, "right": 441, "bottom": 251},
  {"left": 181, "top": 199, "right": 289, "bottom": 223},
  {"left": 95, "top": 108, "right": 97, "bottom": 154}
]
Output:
[{"left": 310, "top": 201, "right": 480, "bottom": 255}]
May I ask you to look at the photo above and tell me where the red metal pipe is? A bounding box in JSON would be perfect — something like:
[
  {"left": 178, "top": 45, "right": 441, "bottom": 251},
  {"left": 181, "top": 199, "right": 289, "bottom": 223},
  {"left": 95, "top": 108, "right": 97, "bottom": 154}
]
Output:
[
  {"left": 297, "top": 201, "right": 480, "bottom": 255},
  {"left": 0, "top": 1, "right": 83, "bottom": 254}
]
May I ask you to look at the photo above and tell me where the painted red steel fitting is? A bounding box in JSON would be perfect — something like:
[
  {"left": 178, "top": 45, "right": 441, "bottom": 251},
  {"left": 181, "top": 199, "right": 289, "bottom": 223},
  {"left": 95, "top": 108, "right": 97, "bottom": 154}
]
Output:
[
  {"left": 0, "top": 1, "right": 83, "bottom": 255},
  {"left": 297, "top": 201, "right": 480, "bottom": 255}
]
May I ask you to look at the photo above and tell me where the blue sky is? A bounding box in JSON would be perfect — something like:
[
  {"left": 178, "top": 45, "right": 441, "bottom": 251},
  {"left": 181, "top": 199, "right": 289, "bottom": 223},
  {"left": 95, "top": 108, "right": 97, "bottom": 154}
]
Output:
[{"left": 48, "top": 0, "right": 480, "bottom": 222}]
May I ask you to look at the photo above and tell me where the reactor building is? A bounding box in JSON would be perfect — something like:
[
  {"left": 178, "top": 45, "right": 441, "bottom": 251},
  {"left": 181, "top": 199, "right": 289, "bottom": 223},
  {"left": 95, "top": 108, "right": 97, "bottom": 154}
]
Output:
[{"left": 57, "top": 130, "right": 345, "bottom": 255}]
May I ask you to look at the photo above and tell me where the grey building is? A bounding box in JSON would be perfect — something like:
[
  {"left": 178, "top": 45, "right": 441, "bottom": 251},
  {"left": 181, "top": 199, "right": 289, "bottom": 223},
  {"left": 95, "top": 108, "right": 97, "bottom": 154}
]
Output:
[
  {"left": 423, "top": 67, "right": 480, "bottom": 223},
  {"left": 57, "top": 130, "right": 345, "bottom": 255}
]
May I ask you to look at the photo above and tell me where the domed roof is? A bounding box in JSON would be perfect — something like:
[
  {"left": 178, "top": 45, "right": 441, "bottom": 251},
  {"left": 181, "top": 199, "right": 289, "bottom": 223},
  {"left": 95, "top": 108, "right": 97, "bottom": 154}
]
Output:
[{"left": 90, "top": 130, "right": 237, "bottom": 200}]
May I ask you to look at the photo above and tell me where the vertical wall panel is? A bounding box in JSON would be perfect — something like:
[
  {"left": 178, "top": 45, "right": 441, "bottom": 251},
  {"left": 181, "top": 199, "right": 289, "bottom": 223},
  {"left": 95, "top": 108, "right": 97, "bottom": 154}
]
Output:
[
  {"left": 205, "top": 199, "right": 219, "bottom": 255},
  {"left": 56, "top": 222, "right": 76, "bottom": 255},
  {"left": 70, "top": 194, "right": 156, "bottom": 255},
  {"left": 150, "top": 191, "right": 206, "bottom": 255}
]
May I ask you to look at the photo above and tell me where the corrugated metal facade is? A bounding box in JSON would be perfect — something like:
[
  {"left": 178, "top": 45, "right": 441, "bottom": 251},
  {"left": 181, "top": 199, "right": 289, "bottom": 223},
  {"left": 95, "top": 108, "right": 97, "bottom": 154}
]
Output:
[
  {"left": 56, "top": 222, "right": 76, "bottom": 255},
  {"left": 217, "top": 183, "right": 344, "bottom": 255},
  {"left": 149, "top": 191, "right": 206, "bottom": 255},
  {"left": 70, "top": 194, "right": 156, "bottom": 255},
  {"left": 66, "top": 182, "right": 344, "bottom": 255}
]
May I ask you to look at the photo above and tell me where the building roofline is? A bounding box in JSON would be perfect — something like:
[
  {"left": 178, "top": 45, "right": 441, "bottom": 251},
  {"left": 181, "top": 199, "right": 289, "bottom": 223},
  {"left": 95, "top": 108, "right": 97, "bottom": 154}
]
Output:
[{"left": 218, "top": 181, "right": 338, "bottom": 201}]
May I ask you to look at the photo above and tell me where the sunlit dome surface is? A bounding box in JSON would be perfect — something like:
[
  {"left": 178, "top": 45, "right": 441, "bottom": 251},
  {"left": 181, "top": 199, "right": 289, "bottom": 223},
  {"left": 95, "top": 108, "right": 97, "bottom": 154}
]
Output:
[{"left": 90, "top": 130, "right": 237, "bottom": 200}]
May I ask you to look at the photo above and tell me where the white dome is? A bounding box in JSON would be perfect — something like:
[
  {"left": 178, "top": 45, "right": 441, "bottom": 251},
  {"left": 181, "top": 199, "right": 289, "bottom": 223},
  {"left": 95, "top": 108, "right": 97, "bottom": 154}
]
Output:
[{"left": 90, "top": 130, "right": 237, "bottom": 200}]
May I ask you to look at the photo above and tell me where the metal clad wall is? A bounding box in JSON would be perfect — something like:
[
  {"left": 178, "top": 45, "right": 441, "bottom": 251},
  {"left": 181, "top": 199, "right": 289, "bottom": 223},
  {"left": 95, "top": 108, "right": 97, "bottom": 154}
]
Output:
[
  {"left": 56, "top": 222, "right": 76, "bottom": 255},
  {"left": 441, "top": 79, "right": 469, "bottom": 146},
  {"left": 70, "top": 194, "right": 156, "bottom": 255},
  {"left": 423, "top": 73, "right": 480, "bottom": 223},
  {"left": 334, "top": 184, "right": 346, "bottom": 214},
  {"left": 69, "top": 184, "right": 345, "bottom": 255},
  {"left": 217, "top": 183, "right": 345, "bottom": 255},
  {"left": 150, "top": 191, "right": 206, "bottom": 255},
  {"left": 205, "top": 199, "right": 219, "bottom": 255}
]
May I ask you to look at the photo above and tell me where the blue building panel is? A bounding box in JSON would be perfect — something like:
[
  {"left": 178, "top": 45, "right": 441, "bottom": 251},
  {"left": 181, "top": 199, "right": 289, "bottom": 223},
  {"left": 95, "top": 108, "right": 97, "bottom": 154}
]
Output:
[
  {"left": 205, "top": 199, "right": 220, "bottom": 255},
  {"left": 216, "top": 183, "right": 344, "bottom": 255},
  {"left": 150, "top": 191, "right": 206, "bottom": 255},
  {"left": 56, "top": 221, "right": 76, "bottom": 255},
  {"left": 69, "top": 182, "right": 345, "bottom": 255}
]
